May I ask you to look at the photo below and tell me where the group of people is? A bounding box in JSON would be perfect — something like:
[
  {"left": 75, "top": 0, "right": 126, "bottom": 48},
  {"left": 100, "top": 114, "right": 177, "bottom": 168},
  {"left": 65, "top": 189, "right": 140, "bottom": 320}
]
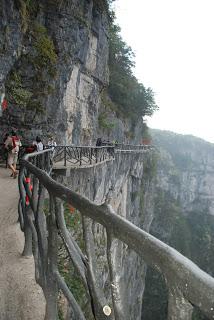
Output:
[
  {"left": 2, "top": 133, "right": 119, "bottom": 179},
  {"left": 2, "top": 131, "right": 57, "bottom": 179},
  {"left": 25, "top": 136, "right": 57, "bottom": 153},
  {"left": 96, "top": 138, "right": 118, "bottom": 146}
]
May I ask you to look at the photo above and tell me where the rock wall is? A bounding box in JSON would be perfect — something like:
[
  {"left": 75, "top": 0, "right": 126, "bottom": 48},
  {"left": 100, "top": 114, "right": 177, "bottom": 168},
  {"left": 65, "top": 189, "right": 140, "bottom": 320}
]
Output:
[
  {"left": 0, "top": 0, "right": 109, "bottom": 144},
  {"left": 142, "top": 129, "right": 214, "bottom": 320},
  {"left": 0, "top": 2, "right": 151, "bottom": 318},
  {"left": 0, "top": 0, "right": 144, "bottom": 146},
  {"left": 54, "top": 150, "right": 156, "bottom": 320}
]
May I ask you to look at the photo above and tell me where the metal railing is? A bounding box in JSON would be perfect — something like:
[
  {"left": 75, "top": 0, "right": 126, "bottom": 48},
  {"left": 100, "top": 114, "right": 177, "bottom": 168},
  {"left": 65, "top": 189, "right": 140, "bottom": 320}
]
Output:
[
  {"left": 53, "top": 146, "right": 115, "bottom": 167},
  {"left": 0, "top": 143, "right": 151, "bottom": 169},
  {"left": 115, "top": 143, "right": 154, "bottom": 151},
  {"left": 17, "top": 149, "right": 214, "bottom": 320}
]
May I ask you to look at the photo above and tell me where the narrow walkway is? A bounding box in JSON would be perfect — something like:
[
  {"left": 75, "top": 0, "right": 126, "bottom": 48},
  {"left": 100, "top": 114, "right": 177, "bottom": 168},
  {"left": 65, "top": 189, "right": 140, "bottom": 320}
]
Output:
[
  {"left": 53, "top": 157, "right": 114, "bottom": 170},
  {"left": 0, "top": 168, "right": 45, "bottom": 320}
]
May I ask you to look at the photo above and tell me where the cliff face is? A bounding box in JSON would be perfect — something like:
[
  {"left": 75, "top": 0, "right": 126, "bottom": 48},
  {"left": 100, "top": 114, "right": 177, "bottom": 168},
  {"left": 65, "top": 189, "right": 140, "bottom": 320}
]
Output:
[
  {"left": 55, "top": 150, "right": 155, "bottom": 320},
  {"left": 142, "top": 130, "right": 214, "bottom": 320},
  {"left": 0, "top": 2, "right": 154, "bottom": 318},
  {"left": 0, "top": 0, "right": 109, "bottom": 144},
  {"left": 0, "top": 0, "right": 144, "bottom": 145},
  {"left": 153, "top": 130, "right": 214, "bottom": 216}
]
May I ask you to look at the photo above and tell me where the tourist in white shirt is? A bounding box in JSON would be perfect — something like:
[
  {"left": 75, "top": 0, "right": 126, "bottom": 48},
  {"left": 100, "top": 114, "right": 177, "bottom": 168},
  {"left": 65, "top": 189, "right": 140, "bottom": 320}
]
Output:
[
  {"left": 47, "top": 136, "right": 57, "bottom": 151},
  {"left": 33, "top": 136, "right": 44, "bottom": 152}
]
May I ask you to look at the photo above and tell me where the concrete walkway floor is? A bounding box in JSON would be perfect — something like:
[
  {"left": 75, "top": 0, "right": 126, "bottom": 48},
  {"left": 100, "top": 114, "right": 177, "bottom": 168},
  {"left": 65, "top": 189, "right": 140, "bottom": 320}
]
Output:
[{"left": 0, "top": 168, "right": 45, "bottom": 320}]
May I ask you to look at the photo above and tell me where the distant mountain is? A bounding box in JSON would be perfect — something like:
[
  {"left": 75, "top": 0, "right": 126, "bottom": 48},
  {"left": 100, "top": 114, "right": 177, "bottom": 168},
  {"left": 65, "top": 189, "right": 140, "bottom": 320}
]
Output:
[{"left": 142, "top": 129, "right": 214, "bottom": 320}]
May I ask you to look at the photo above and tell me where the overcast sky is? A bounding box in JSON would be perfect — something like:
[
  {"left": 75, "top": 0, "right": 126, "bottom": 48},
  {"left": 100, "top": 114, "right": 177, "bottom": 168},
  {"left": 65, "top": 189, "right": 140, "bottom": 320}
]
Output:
[{"left": 114, "top": 0, "right": 214, "bottom": 143}]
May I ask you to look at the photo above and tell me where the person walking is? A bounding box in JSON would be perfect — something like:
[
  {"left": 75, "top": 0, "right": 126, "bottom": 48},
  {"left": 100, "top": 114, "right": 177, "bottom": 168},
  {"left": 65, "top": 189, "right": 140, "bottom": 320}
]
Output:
[
  {"left": 4, "top": 130, "right": 22, "bottom": 178},
  {"left": 33, "top": 136, "right": 44, "bottom": 151},
  {"left": 96, "top": 138, "right": 102, "bottom": 146},
  {"left": 47, "top": 135, "right": 57, "bottom": 150}
]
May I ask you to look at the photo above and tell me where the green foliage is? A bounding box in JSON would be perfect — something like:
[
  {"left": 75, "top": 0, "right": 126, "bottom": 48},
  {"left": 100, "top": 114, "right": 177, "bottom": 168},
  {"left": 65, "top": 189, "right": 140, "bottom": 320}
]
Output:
[
  {"left": 98, "top": 112, "right": 115, "bottom": 130},
  {"left": 6, "top": 69, "right": 46, "bottom": 113},
  {"left": 142, "top": 191, "right": 191, "bottom": 319},
  {"left": 58, "top": 257, "right": 86, "bottom": 309},
  {"left": 59, "top": 203, "right": 85, "bottom": 300},
  {"left": 108, "top": 18, "right": 158, "bottom": 121},
  {"left": 12, "top": 87, "right": 32, "bottom": 106},
  {"left": 57, "top": 203, "right": 94, "bottom": 319},
  {"left": 31, "top": 22, "right": 57, "bottom": 73},
  {"left": 74, "top": 10, "right": 89, "bottom": 28},
  {"left": 93, "top": 0, "right": 109, "bottom": 12},
  {"left": 124, "top": 130, "right": 134, "bottom": 140},
  {"left": 15, "top": 0, "right": 29, "bottom": 32},
  {"left": 141, "top": 123, "right": 151, "bottom": 140},
  {"left": 5, "top": 17, "right": 57, "bottom": 115},
  {"left": 143, "top": 189, "right": 214, "bottom": 319},
  {"left": 152, "top": 191, "right": 191, "bottom": 252},
  {"left": 101, "top": 90, "right": 117, "bottom": 112},
  {"left": 63, "top": 203, "right": 84, "bottom": 250},
  {"left": 185, "top": 209, "right": 214, "bottom": 273},
  {"left": 7, "top": 72, "right": 33, "bottom": 108},
  {"left": 58, "top": 308, "right": 64, "bottom": 320},
  {"left": 15, "top": 0, "right": 38, "bottom": 32}
]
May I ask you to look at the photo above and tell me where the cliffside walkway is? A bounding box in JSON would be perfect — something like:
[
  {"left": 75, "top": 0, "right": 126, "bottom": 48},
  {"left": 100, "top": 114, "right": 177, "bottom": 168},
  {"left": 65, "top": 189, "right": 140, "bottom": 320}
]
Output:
[
  {"left": 15, "top": 148, "right": 214, "bottom": 320},
  {"left": 0, "top": 167, "right": 45, "bottom": 320},
  {"left": 52, "top": 144, "right": 152, "bottom": 170},
  {"left": 4, "top": 144, "right": 214, "bottom": 320}
]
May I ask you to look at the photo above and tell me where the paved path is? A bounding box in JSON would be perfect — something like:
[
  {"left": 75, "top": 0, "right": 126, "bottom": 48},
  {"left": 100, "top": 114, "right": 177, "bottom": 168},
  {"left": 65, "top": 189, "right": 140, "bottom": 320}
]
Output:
[{"left": 0, "top": 168, "right": 45, "bottom": 320}]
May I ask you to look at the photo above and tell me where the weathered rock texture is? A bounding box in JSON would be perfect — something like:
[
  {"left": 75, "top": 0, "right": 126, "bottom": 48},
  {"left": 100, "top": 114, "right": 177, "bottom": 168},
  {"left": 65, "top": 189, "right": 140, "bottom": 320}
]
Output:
[
  {"left": 0, "top": 0, "right": 144, "bottom": 146},
  {"left": 54, "top": 150, "right": 155, "bottom": 320},
  {"left": 0, "top": 1, "right": 150, "bottom": 319},
  {"left": 0, "top": 0, "right": 110, "bottom": 144}
]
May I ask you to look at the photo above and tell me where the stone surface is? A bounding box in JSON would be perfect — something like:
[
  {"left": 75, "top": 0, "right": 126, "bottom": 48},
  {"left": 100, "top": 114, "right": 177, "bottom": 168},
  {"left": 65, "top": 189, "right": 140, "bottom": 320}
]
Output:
[
  {"left": 0, "top": 2, "right": 150, "bottom": 319},
  {"left": 54, "top": 150, "right": 155, "bottom": 320},
  {"left": 0, "top": 1, "right": 110, "bottom": 145},
  {"left": 0, "top": 168, "right": 45, "bottom": 320}
]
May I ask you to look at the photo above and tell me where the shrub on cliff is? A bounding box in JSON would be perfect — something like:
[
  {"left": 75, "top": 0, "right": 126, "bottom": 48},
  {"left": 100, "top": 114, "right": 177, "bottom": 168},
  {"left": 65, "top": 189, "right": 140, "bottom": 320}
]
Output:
[{"left": 108, "top": 15, "right": 158, "bottom": 121}]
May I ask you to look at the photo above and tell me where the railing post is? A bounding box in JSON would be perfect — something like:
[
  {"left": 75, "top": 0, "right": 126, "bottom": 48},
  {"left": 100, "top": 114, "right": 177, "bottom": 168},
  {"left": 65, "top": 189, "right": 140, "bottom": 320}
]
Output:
[
  {"left": 64, "top": 147, "right": 66, "bottom": 167},
  {"left": 22, "top": 206, "right": 33, "bottom": 256},
  {"left": 80, "top": 148, "right": 82, "bottom": 166},
  {"left": 95, "top": 148, "right": 98, "bottom": 163},
  {"left": 167, "top": 286, "right": 193, "bottom": 320},
  {"left": 19, "top": 167, "right": 33, "bottom": 257},
  {"left": 44, "top": 196, "right": 58, "bottom": 320},
  {"left": 17, "top": 147, "right": 214, "bottom": 320},
  {"left": 90, "top": 148, "right": 92, "bottom": 164}
]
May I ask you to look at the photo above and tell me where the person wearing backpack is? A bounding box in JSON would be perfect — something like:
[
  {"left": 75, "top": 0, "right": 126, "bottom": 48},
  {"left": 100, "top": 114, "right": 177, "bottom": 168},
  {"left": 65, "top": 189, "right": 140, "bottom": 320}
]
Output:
[{"left": 4, "top": 130, "right": 22, "bottom": 178}]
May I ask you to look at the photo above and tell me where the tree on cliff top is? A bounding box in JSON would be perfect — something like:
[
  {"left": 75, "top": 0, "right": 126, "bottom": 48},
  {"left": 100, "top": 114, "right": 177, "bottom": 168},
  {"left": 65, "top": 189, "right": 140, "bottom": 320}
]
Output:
[{"left": 108, "top": 16, "right": 158, "bottom": 121}]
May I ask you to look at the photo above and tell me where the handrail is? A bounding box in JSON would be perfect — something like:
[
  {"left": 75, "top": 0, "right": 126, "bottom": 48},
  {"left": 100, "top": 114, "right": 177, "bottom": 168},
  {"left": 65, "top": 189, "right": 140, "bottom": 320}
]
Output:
[
  {"left": 0, "top": 142, "right": 152, "bottom": 168},
  {"left": 115, "top": 143, "right": 154, "bottom": 151},
  {"left": 18, "top": 150, "right": 214, "bottom": 320},
  {"left": 53, "top": 145, "right": 115, "bottom": 167}
]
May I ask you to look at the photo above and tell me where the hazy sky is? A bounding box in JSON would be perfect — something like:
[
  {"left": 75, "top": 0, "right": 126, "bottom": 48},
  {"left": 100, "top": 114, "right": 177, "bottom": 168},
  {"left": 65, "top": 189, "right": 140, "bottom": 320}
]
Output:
[{"left": 114, "top": 0, "right": 214, "bottom": 143}]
